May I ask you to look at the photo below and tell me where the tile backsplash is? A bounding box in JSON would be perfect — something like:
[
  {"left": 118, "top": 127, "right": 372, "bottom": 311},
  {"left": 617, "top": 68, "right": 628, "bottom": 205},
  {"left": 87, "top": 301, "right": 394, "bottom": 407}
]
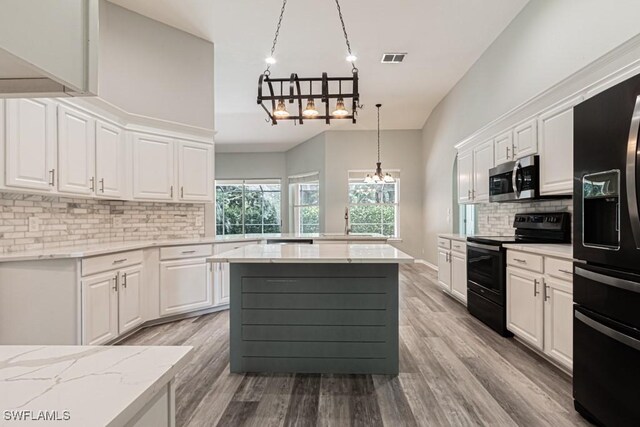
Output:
[
  {"left": 476, "top": 199, "right": 573, "bottom": 236},
  {"left": 0, "top": 192, "right": 205, "bottom": 254}
]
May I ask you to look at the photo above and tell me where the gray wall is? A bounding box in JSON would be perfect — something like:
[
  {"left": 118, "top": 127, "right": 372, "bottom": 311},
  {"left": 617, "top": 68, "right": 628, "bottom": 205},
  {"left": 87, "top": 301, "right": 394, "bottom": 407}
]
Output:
[
  {"left": 99, "top": 1, "right": 214, "bottom": 130},
  {"left": 421, "top": 0, "right": 640, "bottom": 265}
]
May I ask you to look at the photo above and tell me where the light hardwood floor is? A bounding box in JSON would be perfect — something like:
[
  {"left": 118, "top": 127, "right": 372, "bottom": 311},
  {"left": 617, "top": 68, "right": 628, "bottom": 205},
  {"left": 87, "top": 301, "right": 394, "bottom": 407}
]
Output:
[{"left": 120, "top": 263, "right": 590, "bottom": 427}]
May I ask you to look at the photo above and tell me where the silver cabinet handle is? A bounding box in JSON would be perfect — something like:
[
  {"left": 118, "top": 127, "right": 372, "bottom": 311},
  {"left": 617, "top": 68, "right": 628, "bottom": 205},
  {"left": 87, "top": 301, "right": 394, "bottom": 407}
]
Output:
[
  {"left": 534, "top": 279, "right": 540, "bottom": 296},
  {"left": 170, "top": 185, "right": 174, "bottom": 198},
  {"left": 112, "top": 258, "right": 127, "bottom": 264},
  {"left": 122, "top": 272, "right": 127, "bottom": 289},
  {"left": 544, "top": 283, "right": 550, "bottom": 301},
  {"left": 90, "top": 177, "right": 95, "bottom": 192},
  {"left": 506, "top": 146, "right": 510, "bottom": 159},
  {"left": 559, "top": 269, "right": 572, "bottom": 274},
  {"left": 514, "top": 258, "right": 527, "bottom": 263},
  {"left": 100, "top": 178, "right": 105, "bottom": 193},
  {"left": 113, "top": 274, "right": 119, "bottom": 292},
  {"left": 181, "top": 250, "right": 197, "bottom": 254},
  {"left": 49, "top": 169, "right": 55, "bottom": 186},
  {"left": 181, "top": 186, "right": 184, "bottom": 198},
  {"left": 467, "top": 189, "right": 471, "bottom": 199}
]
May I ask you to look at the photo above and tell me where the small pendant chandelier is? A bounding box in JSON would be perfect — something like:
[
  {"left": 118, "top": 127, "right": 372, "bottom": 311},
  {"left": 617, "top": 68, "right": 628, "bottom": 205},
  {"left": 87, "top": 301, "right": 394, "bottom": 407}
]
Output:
[
  {"left": 257, "top": 0, "right": 361, "bottom": 125},
  {"left": 365, "top": 104, "right": 395, "bottom": 184}
]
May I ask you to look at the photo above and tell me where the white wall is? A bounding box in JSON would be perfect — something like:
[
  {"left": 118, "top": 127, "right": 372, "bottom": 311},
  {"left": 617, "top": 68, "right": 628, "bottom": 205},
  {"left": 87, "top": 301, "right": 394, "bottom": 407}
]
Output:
[
  {"left": 99, "top": 1, "right": 214, "bottom": 130},
  {"left": 421, "top": 0, "right": 640, "bottom": 265},
  {"left": 324, "top": 131, "right": 423, "bottom": 258}
]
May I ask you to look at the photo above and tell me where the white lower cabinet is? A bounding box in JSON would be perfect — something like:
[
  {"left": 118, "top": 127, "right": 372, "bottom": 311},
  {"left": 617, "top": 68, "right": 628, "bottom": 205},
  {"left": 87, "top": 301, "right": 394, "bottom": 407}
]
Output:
[
  {"left": 506, "top": 250, "right": 573, "bottom": 370},
  {"left": 437, "top": 248, "right": 451, "bottom": 291},
  {"left": 159, "top": 258, "right": 212, "bottom": 316},
  {"left": 450, "top": 251, "right": 467, "bottom": 303},
  {"left": 212, "top": 262, "right": 230, "bottom": 305},
  {"left": 81, "top": 264, "right": 143, "bottom": 345},
  {"left": 507, "top": 267, "right": 544, "bottom": 350}
]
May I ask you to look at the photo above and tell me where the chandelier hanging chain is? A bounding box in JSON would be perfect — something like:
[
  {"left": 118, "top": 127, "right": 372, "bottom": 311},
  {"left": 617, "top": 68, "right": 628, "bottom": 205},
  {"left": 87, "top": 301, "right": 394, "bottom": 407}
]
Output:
[
  {"left": 335, "top": 0, "right": 357, "bottom": 73},
  {"left": 377, "top": 105, "right": 381, "bottom": 163},
  {"left": 264, "top": 0, "right": 288, "bottom": 75}
]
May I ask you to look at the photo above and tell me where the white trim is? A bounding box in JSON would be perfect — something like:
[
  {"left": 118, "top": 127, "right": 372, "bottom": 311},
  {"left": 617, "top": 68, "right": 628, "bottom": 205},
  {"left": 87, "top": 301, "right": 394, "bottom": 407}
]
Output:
[{"left": 416, "top": 259, "right": 438, "bottom": 271}]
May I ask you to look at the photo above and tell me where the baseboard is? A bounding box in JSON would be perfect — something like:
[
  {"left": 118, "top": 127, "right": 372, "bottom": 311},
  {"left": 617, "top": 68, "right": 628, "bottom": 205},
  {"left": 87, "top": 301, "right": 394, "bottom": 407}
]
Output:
[
  {"left": 110, "top": 304, "right": 229, "bottom": 345},
  {"left": 416, "top": 259, "right": 438, "bottom": 271}
]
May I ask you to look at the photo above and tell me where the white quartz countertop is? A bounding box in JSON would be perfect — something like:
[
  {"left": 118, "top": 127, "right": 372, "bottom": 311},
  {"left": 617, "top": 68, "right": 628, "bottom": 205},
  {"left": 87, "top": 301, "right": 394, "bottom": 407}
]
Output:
[
  {"left": 438, "top": 233, "right": 470, "bottom": 242},
  {"left": 503, "top": 243, "right": 573, "bottom": 259},
  {"left": 207, "top": 243, "right": 414, "bottom": 264},
  {"left": 0, "top": 233, "right": 388, "bottom": 263},
  {"left": 0, "top": 345, "right": 192, "bottom": 427}
]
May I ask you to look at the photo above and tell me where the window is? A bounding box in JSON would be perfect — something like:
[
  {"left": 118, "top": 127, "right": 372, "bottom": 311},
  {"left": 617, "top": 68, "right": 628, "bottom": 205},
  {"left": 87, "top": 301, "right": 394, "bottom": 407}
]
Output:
[
  {"left": 215, "top": 180, "right": 282, "bottom": 235},
  {"left": 290, "top": 178, "right": 320, "bottom": 233},
  {"left": 348, "top": 172, "right": 399, "bottom": 237}
]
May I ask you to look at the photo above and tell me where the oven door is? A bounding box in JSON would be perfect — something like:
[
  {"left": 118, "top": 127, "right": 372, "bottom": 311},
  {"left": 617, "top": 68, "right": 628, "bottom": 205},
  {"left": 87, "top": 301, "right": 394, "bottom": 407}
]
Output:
[
  {"left": 574, "top": 306, "right": 640, "bottom": 426},
  {"left": 466, "top": 242, "right": 505, "bottom": 305}
]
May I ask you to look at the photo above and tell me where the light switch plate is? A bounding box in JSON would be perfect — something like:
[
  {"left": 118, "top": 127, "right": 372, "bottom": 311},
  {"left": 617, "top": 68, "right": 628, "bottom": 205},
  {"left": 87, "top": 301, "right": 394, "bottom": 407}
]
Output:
[
  {"left": 28, "top": 217, "right": 41, "bottom": 232},
  {"left": 112, "top": 216, "right": 123, "bottom": 228}
]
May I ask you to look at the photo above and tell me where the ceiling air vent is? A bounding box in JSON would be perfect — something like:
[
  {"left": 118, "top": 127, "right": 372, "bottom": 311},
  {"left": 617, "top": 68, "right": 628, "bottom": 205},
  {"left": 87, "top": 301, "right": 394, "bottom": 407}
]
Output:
[{"left": 381, "top": 53, "right": 406, "bottom": 64}]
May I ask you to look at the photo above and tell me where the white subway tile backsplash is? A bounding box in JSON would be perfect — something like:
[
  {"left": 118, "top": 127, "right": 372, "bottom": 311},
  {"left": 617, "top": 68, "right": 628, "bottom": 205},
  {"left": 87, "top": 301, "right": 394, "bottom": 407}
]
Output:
[
  {"left": 476, "top": 199, "right": 573, "bottom": 236},
  {"left": 0, "top": 192, "right": 205, "bottom": 254}
]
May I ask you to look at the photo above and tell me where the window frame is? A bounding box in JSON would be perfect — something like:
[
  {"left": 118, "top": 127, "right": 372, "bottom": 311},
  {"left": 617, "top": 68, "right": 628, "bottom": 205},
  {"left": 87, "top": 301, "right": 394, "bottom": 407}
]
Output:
[
  {"left": 290, "top": 180, "right": 320, "bottom": 234},
  {"left": 347, "top": 171, "right": 400, "bottom": 238},
  {"left": 215, "top": 178, "right": 282, "bottom": 236}
]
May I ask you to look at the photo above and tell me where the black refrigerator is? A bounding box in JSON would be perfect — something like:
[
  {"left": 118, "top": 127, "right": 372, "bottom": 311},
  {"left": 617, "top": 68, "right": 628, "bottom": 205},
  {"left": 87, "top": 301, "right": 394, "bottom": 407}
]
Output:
[{"left": 573, "top": 73, "right": 640, "bottom": 426}]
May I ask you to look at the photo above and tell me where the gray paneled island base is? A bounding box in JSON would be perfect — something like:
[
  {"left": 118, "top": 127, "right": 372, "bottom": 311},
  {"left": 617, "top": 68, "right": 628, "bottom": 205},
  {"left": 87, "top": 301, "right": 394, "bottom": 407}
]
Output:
[{"left": 206, "top": 243, "right": 414, "bottom": 375}]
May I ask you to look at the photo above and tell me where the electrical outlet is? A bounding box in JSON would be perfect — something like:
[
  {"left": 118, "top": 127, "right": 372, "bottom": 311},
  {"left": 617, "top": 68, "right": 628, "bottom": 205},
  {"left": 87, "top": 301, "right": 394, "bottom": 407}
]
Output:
[
  {"left": 28, "top": 217, "right": 41, "bottom": 232},
  {"left": 196, "top": 216, "right": 204, "bottom": 227},
  {"left": 112, "top": 216, "right": 123, "bottom": 228}
]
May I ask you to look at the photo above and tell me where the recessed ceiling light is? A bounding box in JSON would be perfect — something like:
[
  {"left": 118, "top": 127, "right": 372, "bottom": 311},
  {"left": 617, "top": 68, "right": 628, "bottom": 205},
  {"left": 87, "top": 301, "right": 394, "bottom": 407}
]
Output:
[{"left": 381, "top": 53, "right": 407, "bottom": 64}]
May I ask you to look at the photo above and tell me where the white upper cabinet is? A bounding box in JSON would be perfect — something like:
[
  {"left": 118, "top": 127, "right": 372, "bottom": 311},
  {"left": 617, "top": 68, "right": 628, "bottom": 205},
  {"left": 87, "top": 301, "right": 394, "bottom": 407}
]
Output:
[
  {"left": 494, "top": 131, "right": 513, "bottom": 166},
  {"left": 538, "top": 97, "right": 580, "bottom": 195},
  {"left": 513, "top": 118, "right": 538, "bottom": 159},
  {"left": 472, "top": 140, "right": 494, "bottom": 203},
  {"left": 457, "top": 150, "right": 473, "bottom": 204},
  {"left": 95, "top": 120, "right": 127, "bottom": 199},
  {"left": 178, "top": 140, "right": 213, "bottom": 201},
  {"left": 132, "top": 133, "right": 175, "bottom": 201},
  {"left": 57, "top": 105, "right": 96, "bottom": 195},
  {"left": 5, "top": 98, "right": 57, "bottom": 191}
]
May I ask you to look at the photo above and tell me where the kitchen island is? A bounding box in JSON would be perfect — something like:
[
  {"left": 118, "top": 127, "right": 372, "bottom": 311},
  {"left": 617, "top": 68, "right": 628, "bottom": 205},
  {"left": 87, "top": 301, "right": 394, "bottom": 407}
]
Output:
[{"left": 207, "top": 243, "right": 413, "bottom": 375}]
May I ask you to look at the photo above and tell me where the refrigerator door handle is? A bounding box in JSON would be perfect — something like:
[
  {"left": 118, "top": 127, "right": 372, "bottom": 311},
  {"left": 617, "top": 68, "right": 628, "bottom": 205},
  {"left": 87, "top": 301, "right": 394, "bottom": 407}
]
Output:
[
  {"left": 575, "top": 310, "right": 640, "bottom": 352},
  {"left": 575, "top": 266, "right": 640, "bottom": 294},
  {"left": 626, "top": 95, "right": 640, "bottom": 249}
]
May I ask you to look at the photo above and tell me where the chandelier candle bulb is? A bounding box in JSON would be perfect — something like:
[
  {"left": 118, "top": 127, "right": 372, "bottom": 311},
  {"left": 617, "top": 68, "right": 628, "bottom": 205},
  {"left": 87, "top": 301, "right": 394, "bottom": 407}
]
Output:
[{"left": 346, "top": 54, "right": 358, "bottom": 62}]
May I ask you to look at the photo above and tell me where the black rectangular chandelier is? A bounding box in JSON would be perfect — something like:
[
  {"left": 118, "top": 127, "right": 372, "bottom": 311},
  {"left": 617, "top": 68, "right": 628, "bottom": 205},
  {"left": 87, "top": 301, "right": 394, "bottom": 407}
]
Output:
[{"left": 257, "top": 71, "right": 359, "bottom": 125}]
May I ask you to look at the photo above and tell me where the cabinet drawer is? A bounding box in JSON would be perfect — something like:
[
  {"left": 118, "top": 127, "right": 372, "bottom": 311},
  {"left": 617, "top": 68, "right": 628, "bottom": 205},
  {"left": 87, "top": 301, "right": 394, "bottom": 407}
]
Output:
[
  {"left": 214, "top": 241, "right": 256, "bottom": 255},
  {"left": 451, "top": 241, "right": 466, "bottom": 254},
  {"left": 160, "top": 244, "right": 213, "bottom": 260},
  {"left": 545, "top": 257, "right": 573, "bottom": 281},
  {"left": 82, "top": 250, "right": 143, "bottom": 277},
  {"left": 437, "top": 238, "right": 451, "bottom": 250},
  {"left": 507, "top": 250, "right": 543, "bottom": 273}
]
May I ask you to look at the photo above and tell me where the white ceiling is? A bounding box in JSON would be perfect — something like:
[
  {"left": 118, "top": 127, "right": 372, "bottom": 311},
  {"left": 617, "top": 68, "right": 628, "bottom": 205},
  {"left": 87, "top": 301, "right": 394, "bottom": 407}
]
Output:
[{"left": 108, "top": 0, "right": 528, "bottom": 152}]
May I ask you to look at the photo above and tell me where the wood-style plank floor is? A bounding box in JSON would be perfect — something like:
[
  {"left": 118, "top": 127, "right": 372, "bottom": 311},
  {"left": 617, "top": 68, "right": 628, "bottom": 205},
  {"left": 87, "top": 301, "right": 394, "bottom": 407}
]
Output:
[{"left": 120, "top": 263, "right": 590, "bottom": 427}]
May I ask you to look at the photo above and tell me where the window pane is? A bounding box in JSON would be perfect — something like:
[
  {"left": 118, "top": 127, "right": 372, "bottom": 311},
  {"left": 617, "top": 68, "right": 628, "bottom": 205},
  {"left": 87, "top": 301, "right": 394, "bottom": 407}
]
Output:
[
  {"left": 349, "top": 183, "right": 378, "bottom": 204},
  {"left": 348, "top": 178, "right": 398, "bottom": 238},
  {"left": 216, "top": 184, "right": 243, "bottom": 235},
  {"left": 216, "top": 180, "right": 282, "bottom": 235},
  {"left": 350, "top": 205, "right": 381, "bottom": 224},
  {"left": 351, "top": 224, "right": 383, "bottom": 234},
  {"left": 300, "top": 183, "right": 319, "bottom": 205},
  {"left": 382, "top": 224, "right": 395, "bottom": 236},
  {"left": 300, "top": 206, "right": 319, "bottom": 233},
  {"left": 262, "top": 191, "right": 281, "bottom": 225}
]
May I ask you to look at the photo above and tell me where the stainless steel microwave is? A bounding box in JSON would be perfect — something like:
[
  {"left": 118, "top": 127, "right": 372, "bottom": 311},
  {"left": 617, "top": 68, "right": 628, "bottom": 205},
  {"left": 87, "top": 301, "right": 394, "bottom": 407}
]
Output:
[{"left": 489, "top": 155, "right": 540, "bottom": 202}]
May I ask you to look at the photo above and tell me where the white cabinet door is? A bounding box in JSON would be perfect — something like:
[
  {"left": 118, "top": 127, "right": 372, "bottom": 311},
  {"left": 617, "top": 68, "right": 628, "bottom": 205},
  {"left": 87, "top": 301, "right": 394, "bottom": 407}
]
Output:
[
  {"left": 544, "top": 277, "right": 573, "bottom": 369},
  {"left": 473, "top": 140, "right": 494, "bottom": 202},
  {"left": 513, "top": 119, "right": 537, "bottom": 159},
  {"left": 538, "top": 98, "right": 580, "bottom": 195},
  {"left": 494, "top": 131, "right": 513, "bottom": 165},
  {"left": 213, "top": 262, "right": 230, "bottom": 306},
  {"left": 506, "top": 267, "right": 544, "bottom": 350},
  {"left": 118, "top": 265, "right": 144, "bottom": 334},
  {"left": 5, "top": 98, "right": 57, "bottom": 191},
  {"left": 81, "top": 271, "right": 118, "bottom": 345},
  {"left": 178, "top": 140, "right": 213, "bottom": 201},
  {"left": 457, "top": 150, "right": 473, "bottom": 204},
  {"left": 132, "top": 133, "right": 175, "bottom": 201},
  {"left": 160, "top": 258, "right": 212, "bottom": 316},
  {"left": 57, "top": 105, "right": 95, "bottom": 195},
  {"left": 437, "top": 249, "right": 451, "bottom": 291},
  {"left": 450, "top": 251, "right": 467, "bottom": 303},
  {"left": 96, "top": 120, "right": 126, "bottom": 199}
]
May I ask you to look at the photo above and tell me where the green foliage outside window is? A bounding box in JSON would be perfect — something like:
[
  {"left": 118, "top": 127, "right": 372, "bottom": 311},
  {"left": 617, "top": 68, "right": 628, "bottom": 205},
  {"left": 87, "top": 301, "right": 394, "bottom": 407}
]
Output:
[
  {"left": 216, "top": 182, "right": 281, "bottom": 235},
  {"left": 348, "top": 181, "right": 398, "bottom": 237}
]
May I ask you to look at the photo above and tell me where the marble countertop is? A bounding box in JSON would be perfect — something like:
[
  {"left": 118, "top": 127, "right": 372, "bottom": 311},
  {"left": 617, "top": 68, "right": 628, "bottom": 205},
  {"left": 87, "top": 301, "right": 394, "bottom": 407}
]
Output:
[
  {"left": 503, "top": 243, "right": 573, "bottom": 259},
  {"left": 438, "top": 233, "right": 470, "bottom": 242},
  {"left": 0, "top": 345, "right": 192, "bottom": 427},
  {"left": 207, "top": 243, "right": 414, "bottom": 264},
  {"left": 0, "top": 233, "right": 388, "bottom": 263}
]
